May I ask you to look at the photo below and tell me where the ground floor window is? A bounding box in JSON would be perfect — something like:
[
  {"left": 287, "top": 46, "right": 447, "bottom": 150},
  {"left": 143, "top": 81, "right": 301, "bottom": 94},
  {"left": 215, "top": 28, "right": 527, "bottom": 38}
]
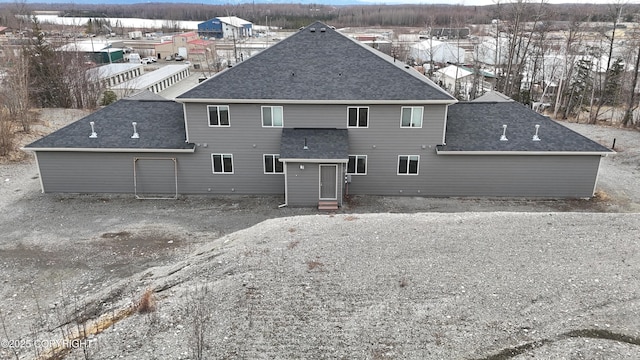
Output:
[
  {"left": 212, "top": 154, "right": 233, "bottom": 174},
  {"left": 264, "top": 154, "right": 283, "bottom": 174},
  {"left": 398, "top": 155, "right": 419, "bottom": 175},
  {"left": 347, "top": 155, "right": 367, "bottom": 175}
]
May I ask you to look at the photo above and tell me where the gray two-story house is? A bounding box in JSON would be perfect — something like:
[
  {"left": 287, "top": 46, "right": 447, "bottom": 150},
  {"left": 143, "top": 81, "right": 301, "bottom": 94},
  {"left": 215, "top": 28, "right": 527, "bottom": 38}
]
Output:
[{"left": 25, "top": 22, "right": 612, "bottom": 208}]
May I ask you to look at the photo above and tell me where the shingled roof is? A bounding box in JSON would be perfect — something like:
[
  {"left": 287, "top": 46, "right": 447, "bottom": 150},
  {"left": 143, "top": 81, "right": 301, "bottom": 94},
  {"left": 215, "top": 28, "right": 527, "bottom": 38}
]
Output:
[
  {"left": 280, "top": 128, "right": 348, "bottom": 161},
  {"left": 178, "top": 22, "right": 455, "bottom": 102},
  {"left": 438, "top": 101, "right": 613, "bottom": 154},
  {"left": 25, "top": 98, "right": 194, "bottom": 151}
]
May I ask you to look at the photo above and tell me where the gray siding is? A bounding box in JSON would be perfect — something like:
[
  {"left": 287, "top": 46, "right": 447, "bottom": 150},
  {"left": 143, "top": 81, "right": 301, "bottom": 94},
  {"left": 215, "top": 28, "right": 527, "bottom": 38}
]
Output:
[
  {"left": 37, "top": 152, "right": 146, "bottom": 193},
  {"left": 286, "top": 162, "right": 319, "bottom": 207},
  {"left": 35, "top": 102, "right": 602, "bottom": 201},
  {"left": 285, "top": 162, "right": 345, "bottom": 207},
  {"left": 347, "top": 152, "right": 602, "bottom": 198},
  {"left": 134, "top": 158, "right": 177, "bottom": 196},
  {"left": 183, "top": 102, "right": 445, "bottom": 200},
  {"left": 35, "top": 150, "right": 284, "bottom": 195},
  {"left": 425, "top": 154, "right": 602, "bottom": 198}
]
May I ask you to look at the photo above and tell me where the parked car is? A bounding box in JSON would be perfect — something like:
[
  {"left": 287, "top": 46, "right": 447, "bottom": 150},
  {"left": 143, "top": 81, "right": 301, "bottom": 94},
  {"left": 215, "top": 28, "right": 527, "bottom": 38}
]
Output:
[
  {"left": 174, "top": 55, "right": 184, "bottom": 61},
  {"left": 164, "top": 56, "right": 174, "bottom": 61},
  {"left": 141, "top": 57, "right": 153, "bottom": 64}
]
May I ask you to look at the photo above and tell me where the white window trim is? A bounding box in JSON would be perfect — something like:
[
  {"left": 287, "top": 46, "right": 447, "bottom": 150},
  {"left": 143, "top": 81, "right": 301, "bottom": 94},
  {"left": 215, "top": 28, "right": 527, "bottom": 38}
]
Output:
[
  {"left": 261, "top": 106, "right": 284, "bottom": 128},
  {"left": 207, "top": 105, "right": 230, "bottom": 127},
  {"left": 211, "top": 153, "right": 234, "bottom": 174},
  {"left": 347, "top": 155, "right": 368, "bottom": 175},
  {"left": 263, "top": 154, "right": 284, "bottom": 174},
  {"left": 397, "top": 155, "right": 420, "bottom": 175},
  {"left": 400, "top": 106, "right": 424, "bottom": 128},
  {"left": 347, "top": 106, "right": 370, "bottom": 128}
]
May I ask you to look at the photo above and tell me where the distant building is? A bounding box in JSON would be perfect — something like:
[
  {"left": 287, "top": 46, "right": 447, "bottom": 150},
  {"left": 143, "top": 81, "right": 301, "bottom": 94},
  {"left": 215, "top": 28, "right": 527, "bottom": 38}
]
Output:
[
  {"left": 86, "top": 63, "right": 144, "bottom": 88},
  {"left": 110, "top": 64, "right": 190, "bottom": 98},
  {"left": 57, "top": 40, "right": 123, "bottom": 64},
  {"left": 409, "top": 40, "right": 466, "bottom": 65},
  {"left": 198, "top": 16, "right": 252, "bottom": 39},
  {"left": 434, "top": 64, "right": 495, "bottom": 100},
  {"left": 154, "top": 31, "right": 215, "bottom": 62}
]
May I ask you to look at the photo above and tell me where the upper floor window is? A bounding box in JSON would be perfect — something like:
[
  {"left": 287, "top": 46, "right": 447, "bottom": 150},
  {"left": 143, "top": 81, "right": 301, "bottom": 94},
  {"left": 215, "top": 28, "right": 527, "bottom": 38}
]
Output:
[
  {"left": 211, "top": 154, "right": 233, "bottom": 174},
  {"left": 348, "top": 107, "right": 369, "bottom": 128},
  {"left": 398, "top": 155, "right": 419, "bottom": 175},
  {"left": 262, "top": 106, "right": 283, "bottom": 127},
  {"left": 400, "top": 106, "right": 423, "bottom": 128},
  {"left": 347, "top": 155, "right": 367, "bottom": 175},
  {"left": 208, "top": 105, "right": 230, "bottom": 127},
  {"left": 264, "top": 154, "right": 284, "bottom": 174}
]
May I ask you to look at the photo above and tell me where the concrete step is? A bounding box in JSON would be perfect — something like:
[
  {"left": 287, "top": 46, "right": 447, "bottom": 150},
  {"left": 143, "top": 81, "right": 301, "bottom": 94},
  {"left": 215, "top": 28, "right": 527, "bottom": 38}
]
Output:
[{"left": 318, "top": 200, "right": 338, "bottom": 211}]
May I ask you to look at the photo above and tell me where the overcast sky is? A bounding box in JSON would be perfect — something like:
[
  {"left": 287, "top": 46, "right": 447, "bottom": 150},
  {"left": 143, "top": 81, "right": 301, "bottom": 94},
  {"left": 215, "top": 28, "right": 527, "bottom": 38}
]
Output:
[{"left": 375, "top": 0, "right": 635, "bottom": 4}]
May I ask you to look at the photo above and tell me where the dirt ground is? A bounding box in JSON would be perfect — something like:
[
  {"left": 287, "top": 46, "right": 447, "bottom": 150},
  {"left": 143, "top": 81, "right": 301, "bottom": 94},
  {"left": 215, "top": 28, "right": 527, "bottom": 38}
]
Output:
[{"left": 0, "top": 109, "right": 639, "bottom": 359}]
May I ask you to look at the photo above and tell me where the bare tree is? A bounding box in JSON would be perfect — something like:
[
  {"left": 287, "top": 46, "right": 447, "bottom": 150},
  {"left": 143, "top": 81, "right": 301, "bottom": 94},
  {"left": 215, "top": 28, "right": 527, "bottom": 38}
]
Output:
[
  {"left": 1, "top": 48, "right": 31, "bottom": 132},
  {"left": 589, "top": 1, "right": 626, "bottom": 124},
  {"left": 622, "top": 28, "right": 640, "bottom": 127},
  {"left": 495, "top": 0, "right": 549, "bottom": 103},
  {"left": 553, "top": 10, "right": 590, "bottom": 119}
]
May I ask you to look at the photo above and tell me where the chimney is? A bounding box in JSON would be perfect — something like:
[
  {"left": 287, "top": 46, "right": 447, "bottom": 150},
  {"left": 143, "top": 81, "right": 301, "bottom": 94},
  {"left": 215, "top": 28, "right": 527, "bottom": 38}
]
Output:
[
  {"left": 131, "top": 122, "right": 139, "bottom": 139},
  {"left": 89, "top": 121, "right": 97, "bottom": 138}
]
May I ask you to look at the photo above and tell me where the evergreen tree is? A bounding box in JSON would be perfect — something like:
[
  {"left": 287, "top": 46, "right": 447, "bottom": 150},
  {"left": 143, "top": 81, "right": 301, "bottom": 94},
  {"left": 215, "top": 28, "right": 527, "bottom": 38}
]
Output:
[
  {"left": 563, "top": 57, "right": 592, "bottom": 118},
  {"left": 25, "top": 16, "right": 72, "bottom": 108}
]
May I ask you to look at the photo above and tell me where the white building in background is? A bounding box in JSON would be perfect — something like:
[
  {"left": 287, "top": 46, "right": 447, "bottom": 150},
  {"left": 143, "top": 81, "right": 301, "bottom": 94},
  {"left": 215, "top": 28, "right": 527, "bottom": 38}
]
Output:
[
  {"left": 409, "top": 40, "right": 466, "bottom": 65},
  {"left": 111, "top": 64, "right": 190, "bottom": 98},
  {"left": 87, "top": 63, "right": 144, "bottom": 87}
]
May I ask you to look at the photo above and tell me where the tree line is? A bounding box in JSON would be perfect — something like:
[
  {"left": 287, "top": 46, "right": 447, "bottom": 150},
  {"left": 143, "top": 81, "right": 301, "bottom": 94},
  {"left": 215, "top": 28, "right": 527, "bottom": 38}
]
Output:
[{"left": 1, "top": 2, "right": 638, "bottom": 30}]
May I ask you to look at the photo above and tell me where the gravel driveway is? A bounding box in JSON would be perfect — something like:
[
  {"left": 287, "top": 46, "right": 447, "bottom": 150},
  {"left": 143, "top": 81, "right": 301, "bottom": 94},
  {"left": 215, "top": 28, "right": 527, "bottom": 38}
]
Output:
[{"left": 0, "top": 110, "right": 639, "bottom": 359}]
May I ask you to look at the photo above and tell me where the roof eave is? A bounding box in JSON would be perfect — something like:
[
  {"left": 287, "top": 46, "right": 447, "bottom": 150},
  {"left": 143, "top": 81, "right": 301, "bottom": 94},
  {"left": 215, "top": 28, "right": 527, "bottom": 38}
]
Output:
[
  {"left": 176, "top": 98, "right": 458, "bottom": 105},
  {"left": 22, "top": 147, "right": 196, "bottom": 153},
  {"left": 280, "top": 158, "right": 349, "bottom": 163},
  {"left": 436, "top": 149, "right": 614, "bottom": 156}
]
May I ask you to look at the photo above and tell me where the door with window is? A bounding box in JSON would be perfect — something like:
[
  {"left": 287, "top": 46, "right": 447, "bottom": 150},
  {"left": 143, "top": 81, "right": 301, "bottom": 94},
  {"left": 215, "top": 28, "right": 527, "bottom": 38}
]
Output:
[{"left": 319, "top": 165, "right": 338, "bottom": 200}]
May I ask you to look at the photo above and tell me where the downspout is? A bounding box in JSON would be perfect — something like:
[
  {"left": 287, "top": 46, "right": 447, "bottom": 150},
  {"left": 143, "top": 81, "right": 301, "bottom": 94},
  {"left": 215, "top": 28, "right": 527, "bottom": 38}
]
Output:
[{"left": 278, "top": 160, "right": 288, "bottom": 208}]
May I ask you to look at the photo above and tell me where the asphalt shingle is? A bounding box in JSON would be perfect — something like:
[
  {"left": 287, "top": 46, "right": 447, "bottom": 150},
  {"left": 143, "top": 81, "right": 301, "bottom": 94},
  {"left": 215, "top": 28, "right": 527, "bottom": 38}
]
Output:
[
  {"left": 179, "top": 22, "right": 454, "bottom": 101},
  {"left": 25, "top": 98, "right": 193, "bottom": 150},
  {"left": 280, "top": 128, "right": 349, "bottom": 160},
  {"left": 439, "top": 101, "right": 613, "bottom": 153}
]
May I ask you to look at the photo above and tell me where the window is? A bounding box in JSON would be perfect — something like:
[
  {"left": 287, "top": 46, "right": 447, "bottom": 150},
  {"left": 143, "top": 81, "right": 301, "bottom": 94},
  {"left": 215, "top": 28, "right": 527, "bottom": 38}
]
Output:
[
  {"left": 208, "top": 105, "right": 230, "bottom": 127},
  {"left": 262, "top": 106, "right": 283, "bottom": 127},
  {"left": 400, "top": 107, "right": 423, "bottom": 128},
  {"left": 348, "top": 107, "right": 369, "bottom": 128},
  {"left": 211, "top": 154, "right": 233, "bottom": 174},
  {"left": 398, "top": 155, "right": 419, "bottom": 175},
  {"left": 347, "top": 155, "right": 367, "bottom": 175},
  {"left": 264, "top": 154, "right": 283, "bottom": 174}
]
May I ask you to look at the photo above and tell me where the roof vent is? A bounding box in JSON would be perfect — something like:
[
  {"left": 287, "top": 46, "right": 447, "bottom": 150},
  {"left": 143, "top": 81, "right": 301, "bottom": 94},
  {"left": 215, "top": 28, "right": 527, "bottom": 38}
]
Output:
[
  {"left": 500, "top": 124, "right": 508, "bottom": 141},
  {"left": 309, "top": 27, "right": 316, "bottom": 33},
  {"left": 320, "top": 27, "right": 326, "bottom": 32},
  {"left": 532, "top": 124, "right": 540, "bottom": 141},
  {"left": 131, "top": 122, "right": 139, "bottom": 139},
  {"left": 89, "top": 121, "right": 97, "bottom": 138},
  {"left": 303, "top": 137, "right": 309, "bottom": 150}
]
